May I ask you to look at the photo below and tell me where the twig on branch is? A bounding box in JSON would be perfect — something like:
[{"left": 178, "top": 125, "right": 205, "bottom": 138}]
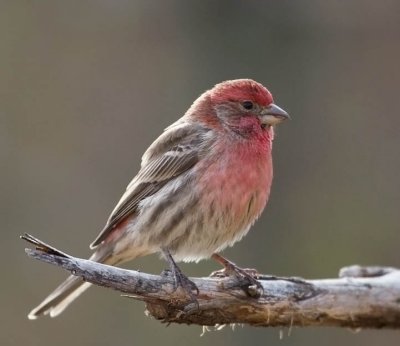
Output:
[{"left": 22, "top": 233, "right": 400, "bottom": 329}]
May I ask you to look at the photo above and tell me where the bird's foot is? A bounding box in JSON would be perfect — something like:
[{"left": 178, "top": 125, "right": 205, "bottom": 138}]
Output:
[
  {"left": 211, "top": 253, "right": 264, "bottom": 298},
  {"left": 162, "top": 249, "right": 199, "bottom": 313},
  {"left": 172, "top": 267, "right": 199, "bottom": 310}
]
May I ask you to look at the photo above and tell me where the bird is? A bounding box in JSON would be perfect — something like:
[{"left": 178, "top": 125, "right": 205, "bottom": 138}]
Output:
[{"left": 28, "top": 79, "right": 289, "bottom": 319}]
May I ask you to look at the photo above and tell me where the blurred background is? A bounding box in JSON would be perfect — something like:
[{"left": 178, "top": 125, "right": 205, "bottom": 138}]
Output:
[{"left": 2, "top": 1, "right": 400, "bottom": 345}]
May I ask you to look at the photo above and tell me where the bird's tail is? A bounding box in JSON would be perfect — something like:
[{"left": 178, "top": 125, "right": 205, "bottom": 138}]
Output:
[{"left": 28, "top": 248, "right": 119, "bottom": 319}]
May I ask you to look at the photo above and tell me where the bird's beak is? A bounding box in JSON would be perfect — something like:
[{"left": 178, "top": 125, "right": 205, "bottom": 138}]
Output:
[{"left": 259, "top": 103, "right": 290, "bottom": 125}]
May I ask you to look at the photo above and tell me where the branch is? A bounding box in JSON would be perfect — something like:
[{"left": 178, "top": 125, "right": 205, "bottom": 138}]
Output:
[{"left": 22, "top": 234, "right": 400, "bottom": 328}]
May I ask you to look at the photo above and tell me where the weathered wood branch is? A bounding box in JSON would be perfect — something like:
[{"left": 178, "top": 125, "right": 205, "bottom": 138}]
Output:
[{"left": 22, "top": 234, "right": 400, "bottom": 328}]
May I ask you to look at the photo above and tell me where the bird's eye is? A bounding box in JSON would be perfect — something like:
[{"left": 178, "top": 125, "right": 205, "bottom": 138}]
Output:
[{"left": 242, "top": 101, "right": 254, "bottom": 110}]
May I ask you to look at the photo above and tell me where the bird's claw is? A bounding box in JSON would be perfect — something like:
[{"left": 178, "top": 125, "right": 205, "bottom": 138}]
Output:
[
  {"left": 173, "top": 270, "right": 199, "bottom": 296},
  {"left": 162, "top": 248, "right": 199, "bottom": 311},
  {"left": 170, "top": 270, "right": 199, "bottom": 312},
  {"left": 211, "top": 266, "right": 264, "bottom": 298}
]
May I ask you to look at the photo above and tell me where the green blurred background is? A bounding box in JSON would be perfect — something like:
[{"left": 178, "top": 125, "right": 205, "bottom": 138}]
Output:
[{"left": 2, "top": 1, "right": 400, "bottom": 345}]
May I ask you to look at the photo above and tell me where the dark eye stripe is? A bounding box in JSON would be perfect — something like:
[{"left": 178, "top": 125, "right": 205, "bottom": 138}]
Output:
[{"left": 242, "top": 101, "right": 254, "bottom": 110}]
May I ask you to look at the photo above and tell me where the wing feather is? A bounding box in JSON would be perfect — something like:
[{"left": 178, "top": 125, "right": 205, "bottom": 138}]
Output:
[{"left": 90, "top": 121, "right": 207, "bottom": 249}]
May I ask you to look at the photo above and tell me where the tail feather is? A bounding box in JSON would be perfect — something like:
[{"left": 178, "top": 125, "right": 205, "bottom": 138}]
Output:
[
  {"left": 28, "top": 276, "right": 91, "bottom": 319},
  {"left": 28, "top": 250, "right": 117, "bottom": 319}
]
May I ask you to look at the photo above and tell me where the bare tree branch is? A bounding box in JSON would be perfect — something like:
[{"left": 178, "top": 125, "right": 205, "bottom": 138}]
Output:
[{"left": 22, "top": 234, "right": 400, "bottom": 328}]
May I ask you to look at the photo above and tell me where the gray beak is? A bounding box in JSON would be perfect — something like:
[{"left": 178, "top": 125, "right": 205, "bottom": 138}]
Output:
[{"left": 259, "top": 103, "right": 290, "bottom": 125}]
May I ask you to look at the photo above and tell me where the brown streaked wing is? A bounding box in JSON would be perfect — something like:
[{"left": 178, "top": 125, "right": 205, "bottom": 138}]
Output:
[{"left": 89, "top": 122, "right": 206, "bottom": 249}]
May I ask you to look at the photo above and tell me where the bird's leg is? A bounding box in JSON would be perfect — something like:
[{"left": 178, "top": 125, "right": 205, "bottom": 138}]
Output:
[
  {"left": 210, "top": 253, "right": 263, "bottom": 297},
  {"left": 161, "top": 248, "right": 199, "bottom": 304}
]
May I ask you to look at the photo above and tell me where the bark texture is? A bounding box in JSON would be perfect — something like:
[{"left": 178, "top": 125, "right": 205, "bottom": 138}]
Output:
[{"left": 22, "top": 234, "right": 400, "bottom": 328}]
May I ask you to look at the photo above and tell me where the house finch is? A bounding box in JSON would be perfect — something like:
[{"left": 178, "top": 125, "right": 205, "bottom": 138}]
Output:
[{"left": 28, "top": 79, "right": 289, "bottom": 319}]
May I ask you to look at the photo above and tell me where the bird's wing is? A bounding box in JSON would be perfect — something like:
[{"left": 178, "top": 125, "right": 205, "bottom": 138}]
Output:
[{"left": 90, "top": 121, "right": 208, "bottom": 249}]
